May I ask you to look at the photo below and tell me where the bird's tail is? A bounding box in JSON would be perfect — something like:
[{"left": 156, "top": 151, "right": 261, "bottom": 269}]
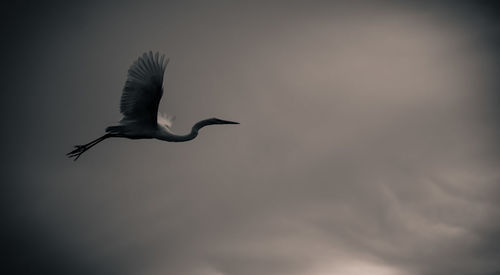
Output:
[{"left": 106, "top": 125, "right": 125, "bottom": 134}]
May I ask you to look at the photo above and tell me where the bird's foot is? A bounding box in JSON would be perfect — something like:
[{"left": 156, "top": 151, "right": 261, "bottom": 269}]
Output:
[{"left": 66, "top": 144, "right": 88, "bottom": 161}]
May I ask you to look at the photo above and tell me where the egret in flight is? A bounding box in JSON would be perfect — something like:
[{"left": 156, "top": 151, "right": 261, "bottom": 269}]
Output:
[{"left": 67, "top": 51, "right": 239, "bottom": 161}]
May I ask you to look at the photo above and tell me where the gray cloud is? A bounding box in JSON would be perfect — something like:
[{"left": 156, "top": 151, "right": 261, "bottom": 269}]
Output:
[{"left": 2, "top": 1, "right": 500, "bottom": 275}]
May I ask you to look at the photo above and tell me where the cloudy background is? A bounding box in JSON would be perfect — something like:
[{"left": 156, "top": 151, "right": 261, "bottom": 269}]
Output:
[{"left": 2, "top": 1, "right": 500, "bottom": 274}]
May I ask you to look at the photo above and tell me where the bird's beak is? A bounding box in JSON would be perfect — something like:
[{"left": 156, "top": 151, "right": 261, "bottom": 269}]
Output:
[{"left": 218, "top": 119, "right": 240, "bottom": 125}]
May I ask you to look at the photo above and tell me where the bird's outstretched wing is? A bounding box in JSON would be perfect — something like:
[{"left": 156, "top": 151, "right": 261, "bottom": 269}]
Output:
[{"left": 120, "top": 51, "right": 169, "bottom": 127}]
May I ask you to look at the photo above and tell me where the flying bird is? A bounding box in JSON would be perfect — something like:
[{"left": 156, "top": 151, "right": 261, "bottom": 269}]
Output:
[{"left": 67, "top": 51, "right": 239, "bottom": 161}]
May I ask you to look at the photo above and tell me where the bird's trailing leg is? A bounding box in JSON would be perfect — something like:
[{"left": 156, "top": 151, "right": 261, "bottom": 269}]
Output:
[{"left": 67, "top": 134, "right": 114, "bottom": 161}]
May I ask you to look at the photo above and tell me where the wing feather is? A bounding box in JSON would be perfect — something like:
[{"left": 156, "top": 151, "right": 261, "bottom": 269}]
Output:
[{"left": 120, "top": 51, "right": 169, "bottom": 127}]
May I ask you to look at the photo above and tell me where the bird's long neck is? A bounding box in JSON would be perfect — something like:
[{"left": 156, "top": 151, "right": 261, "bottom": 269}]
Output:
[{"left": 162, "top": 119, "right": 216, "bottom": 142}]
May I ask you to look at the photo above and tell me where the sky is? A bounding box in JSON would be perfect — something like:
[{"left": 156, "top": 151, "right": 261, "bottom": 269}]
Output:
[{"left": 1, "top": 1, "right": 500, "bottom": 275}]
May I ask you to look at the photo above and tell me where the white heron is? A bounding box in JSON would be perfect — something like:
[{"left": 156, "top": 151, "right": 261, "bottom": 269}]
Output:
[{"left": 67, "top": 51, "right": 239, "bottom": 161}]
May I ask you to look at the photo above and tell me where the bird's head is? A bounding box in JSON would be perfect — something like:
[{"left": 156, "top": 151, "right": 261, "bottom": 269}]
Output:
[
  {"left": 192, "top": 117, "right": 239, "bottom": 133},
  {"left": 208, "top": 117, "right": 240, "bottom": 125}
]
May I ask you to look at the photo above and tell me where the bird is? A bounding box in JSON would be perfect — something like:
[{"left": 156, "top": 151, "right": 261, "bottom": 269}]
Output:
[{"left": 67, "top": 51, "right": 239, "bottom": 161}]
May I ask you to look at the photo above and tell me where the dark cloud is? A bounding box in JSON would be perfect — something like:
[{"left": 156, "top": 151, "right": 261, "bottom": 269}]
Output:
[{"left": 1, "top": 1, "right": 500, "bottom": 275}]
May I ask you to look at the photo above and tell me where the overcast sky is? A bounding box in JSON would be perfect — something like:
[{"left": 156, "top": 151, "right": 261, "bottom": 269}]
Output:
[{"left": 2, "top": 1, "right": 500, "bottom": 275}]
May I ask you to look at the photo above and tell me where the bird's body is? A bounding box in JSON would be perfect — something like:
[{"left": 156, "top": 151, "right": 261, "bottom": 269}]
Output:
[{"left": 67, "top": 51, "right": 238, "bottom": 160}]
